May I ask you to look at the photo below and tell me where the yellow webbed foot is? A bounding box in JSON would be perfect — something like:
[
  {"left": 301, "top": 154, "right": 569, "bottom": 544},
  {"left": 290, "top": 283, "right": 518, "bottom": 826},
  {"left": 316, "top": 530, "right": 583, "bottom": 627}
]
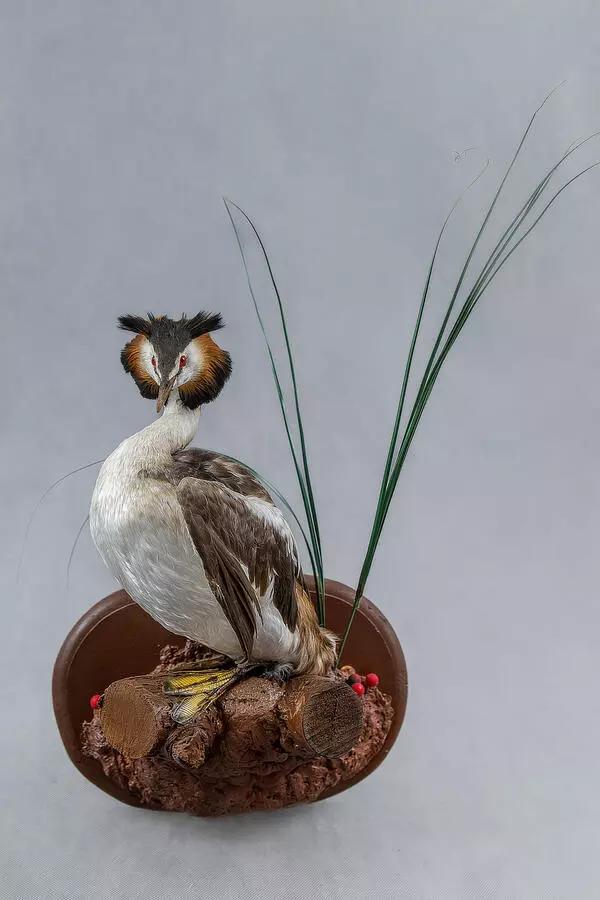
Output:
[{"left": 163, "top": 666, "right": 242, "bottom": 724}]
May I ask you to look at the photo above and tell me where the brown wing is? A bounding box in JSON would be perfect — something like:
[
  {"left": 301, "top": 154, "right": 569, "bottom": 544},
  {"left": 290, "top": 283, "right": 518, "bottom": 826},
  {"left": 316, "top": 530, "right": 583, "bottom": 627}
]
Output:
[
  {"left": 174, "top": 462, "right": 301, "bottom": 660},
  {"left": 170, "top": 448, "right": 272, "bottom": 502}
]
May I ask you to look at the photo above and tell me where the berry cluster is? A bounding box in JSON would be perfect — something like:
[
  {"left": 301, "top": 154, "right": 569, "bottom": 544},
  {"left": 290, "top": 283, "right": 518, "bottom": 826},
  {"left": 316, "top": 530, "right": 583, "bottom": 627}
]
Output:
[{"left": 340, "top": 666, "right": 379, "bottom": 697}]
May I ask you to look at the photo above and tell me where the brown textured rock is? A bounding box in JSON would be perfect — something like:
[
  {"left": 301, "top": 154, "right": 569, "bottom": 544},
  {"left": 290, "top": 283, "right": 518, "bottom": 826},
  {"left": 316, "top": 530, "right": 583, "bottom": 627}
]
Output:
[{"left": 82, "top": 640, "right": 394, "bottom": 817}]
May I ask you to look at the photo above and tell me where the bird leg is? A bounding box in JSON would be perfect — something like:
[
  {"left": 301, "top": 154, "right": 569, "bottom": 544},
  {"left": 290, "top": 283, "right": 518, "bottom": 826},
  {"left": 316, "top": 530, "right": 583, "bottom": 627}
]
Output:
[{"left": 258, "top": 662, "right": 294, "bottom": 684}]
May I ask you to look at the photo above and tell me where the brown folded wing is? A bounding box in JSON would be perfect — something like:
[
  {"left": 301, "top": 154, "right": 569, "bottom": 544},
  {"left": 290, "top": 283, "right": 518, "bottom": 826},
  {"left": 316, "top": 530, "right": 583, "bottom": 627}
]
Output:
[{"left": 171, "top": 450, "right": 300, "bottom": 660}]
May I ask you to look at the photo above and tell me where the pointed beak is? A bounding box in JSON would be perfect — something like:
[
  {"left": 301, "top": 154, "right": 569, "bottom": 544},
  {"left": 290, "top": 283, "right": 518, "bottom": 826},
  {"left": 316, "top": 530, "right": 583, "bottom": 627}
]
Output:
[{"left": 156, "top": 373, "right": 178, "bottom": 413}]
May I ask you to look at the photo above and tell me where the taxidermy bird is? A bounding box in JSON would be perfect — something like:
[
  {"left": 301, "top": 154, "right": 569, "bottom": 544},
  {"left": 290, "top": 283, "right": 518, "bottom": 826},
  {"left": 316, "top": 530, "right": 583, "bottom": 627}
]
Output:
[{"left": 90, "top": 312, "right": 336, "bottom": 723}]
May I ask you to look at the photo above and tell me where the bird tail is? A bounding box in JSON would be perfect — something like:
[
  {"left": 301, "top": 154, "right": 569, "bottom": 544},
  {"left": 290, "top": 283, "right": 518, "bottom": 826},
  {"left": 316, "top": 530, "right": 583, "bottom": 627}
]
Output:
[{"left": 293, "top": 584, "right": 338, "bottom": 676}]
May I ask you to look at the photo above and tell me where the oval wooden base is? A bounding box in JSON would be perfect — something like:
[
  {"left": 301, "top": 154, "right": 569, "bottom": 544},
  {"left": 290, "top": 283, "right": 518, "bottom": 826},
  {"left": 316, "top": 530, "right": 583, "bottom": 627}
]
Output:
[{"left": 52, "top": 578, "right": 408, "bottom": 811}]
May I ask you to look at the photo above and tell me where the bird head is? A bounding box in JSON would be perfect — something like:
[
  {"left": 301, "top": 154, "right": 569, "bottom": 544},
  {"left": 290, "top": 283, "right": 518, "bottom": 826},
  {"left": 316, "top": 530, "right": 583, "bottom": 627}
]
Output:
[{"left": 118, "top": 312, "right": 232, "bottom": 413}]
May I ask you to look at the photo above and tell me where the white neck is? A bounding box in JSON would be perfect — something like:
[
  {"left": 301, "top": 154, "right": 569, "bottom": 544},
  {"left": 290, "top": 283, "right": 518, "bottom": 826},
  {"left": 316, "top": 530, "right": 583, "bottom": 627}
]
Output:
[{"left": 114, "top": 396, "right": 201, "bottom": 474}]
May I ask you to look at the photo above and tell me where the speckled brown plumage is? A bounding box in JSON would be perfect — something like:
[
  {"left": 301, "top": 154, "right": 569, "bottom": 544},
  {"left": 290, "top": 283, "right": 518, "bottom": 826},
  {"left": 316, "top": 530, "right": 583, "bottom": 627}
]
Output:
[
  {"left": 177, "top": 477, "right": 299, "bottom": 635},
  {"left": 170, "top": 449, "right": 272, "bottom": 502},
  {"left": 168, "top": 447, "right": 335, "bottom": 674}
]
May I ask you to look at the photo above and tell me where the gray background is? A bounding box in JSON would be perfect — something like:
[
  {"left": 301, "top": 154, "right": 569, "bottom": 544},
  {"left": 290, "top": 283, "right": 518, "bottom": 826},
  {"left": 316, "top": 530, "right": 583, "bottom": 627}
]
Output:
[{"left": 2, "top": 2, "right": 600, "bottom": 898}]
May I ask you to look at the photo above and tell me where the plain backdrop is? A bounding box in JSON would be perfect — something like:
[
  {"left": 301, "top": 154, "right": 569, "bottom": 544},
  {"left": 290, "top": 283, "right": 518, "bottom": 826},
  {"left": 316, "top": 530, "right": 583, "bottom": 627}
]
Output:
[{"left": 2, "top": 3, "right": 600, "bottom": 899}]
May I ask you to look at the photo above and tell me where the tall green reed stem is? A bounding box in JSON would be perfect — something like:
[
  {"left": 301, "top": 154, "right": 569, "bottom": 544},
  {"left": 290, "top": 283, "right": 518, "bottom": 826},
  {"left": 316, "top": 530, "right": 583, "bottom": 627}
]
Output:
[
  {"left": 224, "top": 200, "right": 326, "bottom": 625},
  {"left": 224, "top": 89, "right": 597, "bottom": 663},
  {"left": 336, "top": 91, "right": 599, "bottom": 661}
]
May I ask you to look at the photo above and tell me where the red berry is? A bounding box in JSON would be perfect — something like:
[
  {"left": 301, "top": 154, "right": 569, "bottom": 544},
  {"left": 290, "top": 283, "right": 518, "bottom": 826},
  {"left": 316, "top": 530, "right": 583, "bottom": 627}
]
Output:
[
  {"left": 351, "top": 682, "right": 365, "bottom": 696},
  {"left": 348, "top": 673, "right": 362, "bottom": 685},
  {"left": 90, "top": 694, "right": 101, "bottom": 710},
  {"left": 365, "top": 673, "right": 379, "bottom": 688}
]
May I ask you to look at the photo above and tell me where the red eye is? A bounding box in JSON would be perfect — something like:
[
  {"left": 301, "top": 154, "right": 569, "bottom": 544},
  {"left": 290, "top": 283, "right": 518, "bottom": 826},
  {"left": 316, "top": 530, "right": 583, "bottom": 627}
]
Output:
[
  {"left": 151, "top": 356, "right": 156, "bottom": 367},
  {"left": 180, "top": 355, "right": 187, "bottom": 367}
]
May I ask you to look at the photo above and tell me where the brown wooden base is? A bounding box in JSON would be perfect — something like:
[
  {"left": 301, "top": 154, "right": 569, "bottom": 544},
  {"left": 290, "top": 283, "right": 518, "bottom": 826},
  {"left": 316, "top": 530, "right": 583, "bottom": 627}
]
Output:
[{"left": 53, "top": 579, "right": 408, "bottom": 813}]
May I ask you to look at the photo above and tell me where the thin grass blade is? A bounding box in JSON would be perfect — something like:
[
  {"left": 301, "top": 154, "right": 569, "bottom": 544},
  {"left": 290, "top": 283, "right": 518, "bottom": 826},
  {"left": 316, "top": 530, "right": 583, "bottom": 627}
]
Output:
[
  {"left": 337, "top": 89, "right": 598, "bottom": 661},
  {"left": 224, "top": 200, "right": 326, "bottom": 622},
  {"left": 224, "top": 200, "right": 323, "bottom": 558},
  {"left": 66, "top": 514, "right": 90, "bottom": 586},
  {"left": 17, "top": 460, "right": 105, "bottom": 584}
]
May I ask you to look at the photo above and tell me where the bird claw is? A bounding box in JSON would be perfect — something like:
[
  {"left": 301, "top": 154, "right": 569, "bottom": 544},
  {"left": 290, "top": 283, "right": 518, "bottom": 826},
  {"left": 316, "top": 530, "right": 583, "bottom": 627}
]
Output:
[{"left": 260, "top": 663, "right": 293, "bottom": 684}]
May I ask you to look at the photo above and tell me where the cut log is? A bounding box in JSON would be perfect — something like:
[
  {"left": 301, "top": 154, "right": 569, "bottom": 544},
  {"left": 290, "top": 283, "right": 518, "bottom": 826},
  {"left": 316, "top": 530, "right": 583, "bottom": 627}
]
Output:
[
  {"left": 279, "top": 676, "right": 364, "bottom": 758},
  {"left": 99, "top": 671, "right": 363, "bottom": 762},
  {"left": 99, "top": 676, "right": 173, "bottom": 759}
]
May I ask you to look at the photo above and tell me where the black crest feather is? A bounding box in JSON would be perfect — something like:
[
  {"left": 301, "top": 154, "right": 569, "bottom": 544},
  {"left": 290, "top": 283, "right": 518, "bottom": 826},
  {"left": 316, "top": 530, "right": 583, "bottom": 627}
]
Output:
[
  {"left": 118, "top": 314, "right": 152, "bottom": 336},
  {"left": 186, "top": 311, "right": 225, "bottom": 338},
  {"left": 117, "top": 312, "right": 224, "bottom": 340}
]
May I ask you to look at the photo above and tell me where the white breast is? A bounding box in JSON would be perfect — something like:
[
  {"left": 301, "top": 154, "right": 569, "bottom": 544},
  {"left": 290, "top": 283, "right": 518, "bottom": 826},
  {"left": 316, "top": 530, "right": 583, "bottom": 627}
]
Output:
[{"left": 89, "top": 440, "right": 299, "bottom": 664}]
